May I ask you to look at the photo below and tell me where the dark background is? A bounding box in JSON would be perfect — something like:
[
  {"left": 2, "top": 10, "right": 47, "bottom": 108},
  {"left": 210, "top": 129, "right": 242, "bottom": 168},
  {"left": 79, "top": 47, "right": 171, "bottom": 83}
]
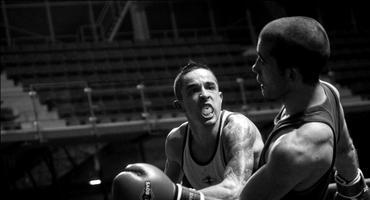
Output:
[{"left": 1, "top": 1, "right": 369, "bottom": 199}]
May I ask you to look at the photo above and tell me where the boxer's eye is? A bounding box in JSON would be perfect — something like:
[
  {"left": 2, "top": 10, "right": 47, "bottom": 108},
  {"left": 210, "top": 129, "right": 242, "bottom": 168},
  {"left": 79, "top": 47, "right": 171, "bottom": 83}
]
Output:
[
  {"left": 185, "top": 85, "right": 200, "bottom": 96},
  {"left": 205, "top": 82, "right": 217, "bottom": 91}
]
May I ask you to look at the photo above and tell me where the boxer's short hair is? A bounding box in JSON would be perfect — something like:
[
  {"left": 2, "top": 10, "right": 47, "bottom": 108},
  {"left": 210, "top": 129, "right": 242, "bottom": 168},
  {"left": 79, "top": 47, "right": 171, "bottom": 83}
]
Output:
[
  {"left": 173, "top": 60, "right": 218, "bottom": 100},
  {"left": 260, "top": 16, "right": 330, "bottom": 85}
]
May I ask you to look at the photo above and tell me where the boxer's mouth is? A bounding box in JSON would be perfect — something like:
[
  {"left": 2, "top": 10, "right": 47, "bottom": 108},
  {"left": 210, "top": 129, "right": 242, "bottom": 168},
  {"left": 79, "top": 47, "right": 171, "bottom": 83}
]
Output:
[{"left": 201, "top": 104, "right": 214, "bottom": 118}]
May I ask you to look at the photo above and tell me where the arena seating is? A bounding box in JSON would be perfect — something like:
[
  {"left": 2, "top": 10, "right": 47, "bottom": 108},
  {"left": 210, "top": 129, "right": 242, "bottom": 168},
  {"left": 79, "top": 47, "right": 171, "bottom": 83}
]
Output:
[
  {"left": 2, "top": 36, "right": 268, "bottom": 127},
  {"left": 1, "top": 31, "right": 370, "bottom": 129}
]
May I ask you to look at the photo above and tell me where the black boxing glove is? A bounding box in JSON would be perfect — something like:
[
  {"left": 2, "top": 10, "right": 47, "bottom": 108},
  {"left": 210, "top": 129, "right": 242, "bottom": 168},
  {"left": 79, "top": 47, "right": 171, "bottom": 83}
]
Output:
[
  {"left": 334, "top": 169, "right": 369, "bottom": 200},
  {"left": 112, "top": 163, "right": 204, "bottom": 200}
]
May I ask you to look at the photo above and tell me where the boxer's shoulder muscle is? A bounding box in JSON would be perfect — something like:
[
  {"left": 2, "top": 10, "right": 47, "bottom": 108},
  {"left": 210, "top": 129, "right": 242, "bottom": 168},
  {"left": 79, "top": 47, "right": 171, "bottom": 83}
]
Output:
[
  {"left": 223, "top": 113, "right": 260, "bottom": 140},
  {"left": 273, "top": 122, "right": 332, "bottom": 164},
  {"left": 268, "top": 122, "right": 333, "bottom": 185},
  {"left": 222, "top": 114, "right": 261, "bottom": 159}
]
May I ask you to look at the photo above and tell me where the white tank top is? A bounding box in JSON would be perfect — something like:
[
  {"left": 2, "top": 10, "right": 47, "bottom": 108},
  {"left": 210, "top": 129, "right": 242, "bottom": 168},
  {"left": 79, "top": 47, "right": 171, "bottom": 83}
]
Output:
[{"left": 182, "top": 110, "right": 231, "bottom": 189}]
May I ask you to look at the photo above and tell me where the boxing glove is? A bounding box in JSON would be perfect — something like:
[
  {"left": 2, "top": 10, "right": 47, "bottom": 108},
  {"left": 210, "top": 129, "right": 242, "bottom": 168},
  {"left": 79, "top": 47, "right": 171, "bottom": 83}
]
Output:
[
  {"left": 112, "top": 163, "right": 204, "bottom": 200},
  {"left": 334, "top": 169, "right": 370, "bottom": 200}
]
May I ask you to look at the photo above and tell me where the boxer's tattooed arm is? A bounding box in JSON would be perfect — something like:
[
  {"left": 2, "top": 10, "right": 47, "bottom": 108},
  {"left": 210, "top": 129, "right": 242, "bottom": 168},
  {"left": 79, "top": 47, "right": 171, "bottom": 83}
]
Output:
[
  {"left": 199, "top": 114, "right": 259, "bottom": 199},
  {"left": 223, "top": 115, "right": 255, "bottom": 185}
]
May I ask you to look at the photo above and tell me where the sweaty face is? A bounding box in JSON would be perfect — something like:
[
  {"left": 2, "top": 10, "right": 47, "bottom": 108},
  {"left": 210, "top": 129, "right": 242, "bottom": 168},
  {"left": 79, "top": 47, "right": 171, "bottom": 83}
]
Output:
[
  {"left": 179, "top": 68, "right": 223, "bottom": 127},
  {"left": 251, "top": 38, "right": 289, "bottom": 100}
]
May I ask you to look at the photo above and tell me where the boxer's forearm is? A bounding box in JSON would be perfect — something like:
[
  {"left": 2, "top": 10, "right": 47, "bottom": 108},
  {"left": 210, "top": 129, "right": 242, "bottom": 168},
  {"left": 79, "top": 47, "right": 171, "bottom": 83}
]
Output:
[
  {"left": 335, "top": 109, "right": 360, "bottom": 182},
  {"left": 334, "top": 150, "right": 369, "bottom": 200},
  {"left": 200, "top": 182, "right": 243, "bottom": 200},
  {"left": 199, "top": 172, "right": 246, "bottom": 200},
  {"left": 198, "top": 168, "right": 251, "bottom": 200},
  {"left": 335, "top": 143, "right": 359, "bottom": 182}
]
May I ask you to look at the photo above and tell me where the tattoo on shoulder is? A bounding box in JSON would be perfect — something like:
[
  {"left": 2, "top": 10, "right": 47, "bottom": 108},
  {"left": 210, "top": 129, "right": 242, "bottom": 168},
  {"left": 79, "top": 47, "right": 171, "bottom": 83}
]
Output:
[{"left": 224, "top": 116, "right": 253, "bottom": 141}]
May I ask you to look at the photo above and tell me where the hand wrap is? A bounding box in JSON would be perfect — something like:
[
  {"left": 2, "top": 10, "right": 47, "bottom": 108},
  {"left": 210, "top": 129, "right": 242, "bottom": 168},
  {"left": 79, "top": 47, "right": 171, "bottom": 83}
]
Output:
[
  {"left": 334, "top": 168, "right": 369, "bottom": 200},
  {"left": 176, "top": 184, "right": 205, "bottom": 200}
]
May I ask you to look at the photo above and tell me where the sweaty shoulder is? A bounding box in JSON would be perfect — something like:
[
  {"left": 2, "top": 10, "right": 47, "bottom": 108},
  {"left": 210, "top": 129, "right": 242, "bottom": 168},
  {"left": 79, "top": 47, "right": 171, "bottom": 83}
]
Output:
[
  {"left": 165, "top": 122, "right": 188, "bottom": 164},
  {"left": 269, "top": 122, "right": 334, "bottom": 188},
  {"left": 274, "top": 122, "right": 333, "bottom": 165},
  {"left": 223, "top": 112, "right": 261, "bottom": 139},
  {"left": 222, "top": 112, "right": 263, "bottom": 160}
]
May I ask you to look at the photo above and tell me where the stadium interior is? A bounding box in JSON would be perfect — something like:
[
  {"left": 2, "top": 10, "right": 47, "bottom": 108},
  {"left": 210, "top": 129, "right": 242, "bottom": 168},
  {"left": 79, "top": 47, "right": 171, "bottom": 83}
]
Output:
[{"left": 1, "top": 1, "right": 369, "bottom": 199}]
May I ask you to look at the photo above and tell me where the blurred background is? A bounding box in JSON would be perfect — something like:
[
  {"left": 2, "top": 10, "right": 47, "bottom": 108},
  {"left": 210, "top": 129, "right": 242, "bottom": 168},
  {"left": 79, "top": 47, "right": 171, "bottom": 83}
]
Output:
[{"left": 1, "top": 0, "right": 369, "bottom": 199}]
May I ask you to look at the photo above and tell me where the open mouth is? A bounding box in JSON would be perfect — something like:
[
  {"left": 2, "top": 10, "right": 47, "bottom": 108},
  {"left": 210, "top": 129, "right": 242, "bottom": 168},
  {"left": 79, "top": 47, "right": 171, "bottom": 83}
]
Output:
[{"left": 201, "top": 104, "right": 214, "bottom": 118}]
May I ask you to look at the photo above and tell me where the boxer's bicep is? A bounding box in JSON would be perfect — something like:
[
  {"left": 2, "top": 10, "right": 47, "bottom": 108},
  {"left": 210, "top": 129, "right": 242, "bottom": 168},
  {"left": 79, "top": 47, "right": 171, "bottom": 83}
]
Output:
[{"left": 240, "top": 144, "right": 306, "bottom": 200}]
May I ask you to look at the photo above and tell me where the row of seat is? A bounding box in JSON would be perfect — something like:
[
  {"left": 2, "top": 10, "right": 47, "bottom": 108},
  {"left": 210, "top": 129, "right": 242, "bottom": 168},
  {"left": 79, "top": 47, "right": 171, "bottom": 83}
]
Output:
[
  {"left": 2, "top": 43, "right": 244, "bottom": 67},
  {"left": 1, "top": 36, "right": 226, "bottom": 54},
  {"left": 49, "top": 76, "right": 275, "bottom": 125},
  {"left": 5, "top": 54, "right": 251, "bottom": 90},
  {"left": 2, "top": 31, "right": 369, "bottom": 127}
]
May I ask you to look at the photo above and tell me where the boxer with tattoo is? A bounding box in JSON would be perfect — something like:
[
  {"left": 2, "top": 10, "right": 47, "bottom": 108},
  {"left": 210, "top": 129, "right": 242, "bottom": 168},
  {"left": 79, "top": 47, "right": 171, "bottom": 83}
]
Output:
[
  {"left": 164, "top": 60, "right": 264, "bottom": 199},
  {"left": 112, "top": 61, "right": 263, "bottom": 200}
]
